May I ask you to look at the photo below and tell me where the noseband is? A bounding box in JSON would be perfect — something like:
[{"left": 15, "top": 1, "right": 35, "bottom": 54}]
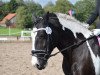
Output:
[{"left": 31, "top": 26, "right": 52, "bottom": 60}]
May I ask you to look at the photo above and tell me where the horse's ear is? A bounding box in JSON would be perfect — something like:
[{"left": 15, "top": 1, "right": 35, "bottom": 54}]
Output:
[
  {"left": 47, "top": 11, "right": 49, "bottom": 15},
  {"left": 43, "top": 11, "right": 50, "bottom": 23},
  {"left": 32, "top": 12, "right": 37, "bottom": 23},
  {"left": 46, "top": 11, "right": 50, "bottom": 21}
]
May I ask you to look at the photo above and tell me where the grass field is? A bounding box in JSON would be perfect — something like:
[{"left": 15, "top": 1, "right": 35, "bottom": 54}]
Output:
[
  {"left": 0, "top": 26, "right": 22, "bottom": 36},
  {"left": 0, "top": 26, "right": 32, "bottom": 37}
]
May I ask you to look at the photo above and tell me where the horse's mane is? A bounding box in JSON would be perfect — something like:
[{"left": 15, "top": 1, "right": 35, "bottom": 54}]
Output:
[
  {"left": 56, "top": 13, "right": 88, "bottom": 27},
  {"left": 56, "top": 13, "right": 77, "bottom": 22},
  {"left": 55, "top": 13, "right": 92, "bottom": 38}
]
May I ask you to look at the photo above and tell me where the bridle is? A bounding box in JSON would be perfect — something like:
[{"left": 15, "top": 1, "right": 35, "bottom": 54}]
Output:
[
  {"left": 31, "top": 16, "right": 97, "bottom": 75},
  {"left": 31, "top": 16, "right": 96, "bottom": 62},
  {"left": 31, "top": 26, "right": 52, "bottom": 61},
  {"left": 31, "top": 16, "right": 68, "bottom": 61},
  {"left": 31, "top": 24, "right": 95, "bottom": 62}
]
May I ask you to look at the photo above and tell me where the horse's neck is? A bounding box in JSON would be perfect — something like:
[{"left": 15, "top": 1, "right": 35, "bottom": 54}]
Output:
[{"left": 57, "top": 28, "right": 76, "bottom": 52}]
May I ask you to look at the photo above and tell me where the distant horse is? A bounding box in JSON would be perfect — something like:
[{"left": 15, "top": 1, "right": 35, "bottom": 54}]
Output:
[{"left": 31, "top": 12, "right": 100, "bottom": 75}]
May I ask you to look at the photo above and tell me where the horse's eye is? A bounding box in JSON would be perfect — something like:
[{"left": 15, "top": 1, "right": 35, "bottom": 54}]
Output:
[{"left": 40, "top": 35, "right": 44, "bottom": 37}]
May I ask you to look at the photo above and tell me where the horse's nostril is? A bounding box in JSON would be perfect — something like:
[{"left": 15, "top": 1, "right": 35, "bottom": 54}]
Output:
[
  {"left": 36, "top": 64, "right": 43, "bottom": 70},
  {"left": 36, "top": 64, "right": 39, "bottom": 67}
]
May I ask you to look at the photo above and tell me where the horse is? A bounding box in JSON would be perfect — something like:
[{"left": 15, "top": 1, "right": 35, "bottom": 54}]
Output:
[{"left": 31, "top": 12, "right": 100, "bottom": 75}]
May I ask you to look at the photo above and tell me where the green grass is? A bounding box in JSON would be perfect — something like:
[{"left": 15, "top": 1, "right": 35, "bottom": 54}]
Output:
[{"left": 0, "top": 26, "right": 22, "bottom": 36}]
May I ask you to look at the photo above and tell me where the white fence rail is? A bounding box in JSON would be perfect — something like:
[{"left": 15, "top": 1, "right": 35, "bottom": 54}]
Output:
[
  {"left": 21, "top": 31, "right": 32, "bottom": 41},
  {"left": 0, "top": 30, "right": 32, "bottom": 41},
  {"left": 21, "top": 31, "right": 32, "bottom": 38},
  {"left": 0, "top": 32, "right": 21, "bottom": 36},
  {"left": 0, "top": 38, "right": 7, "bottom": 41}
]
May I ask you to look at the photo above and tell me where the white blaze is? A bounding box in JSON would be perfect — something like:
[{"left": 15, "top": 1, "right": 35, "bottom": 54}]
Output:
[
  {"left": 32, "top": 28, "right": 37, "bottom": 50},
  {"left": 31, "top": 27, "right": 52, "bottom": 66},
  {"left": 31, "top": 28, "right": 38, "bottom": 66}
]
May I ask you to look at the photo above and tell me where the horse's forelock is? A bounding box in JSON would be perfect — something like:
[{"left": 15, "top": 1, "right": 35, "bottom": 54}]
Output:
[{"left": 43, "top": 12, "right": 50, "bottom": 22}]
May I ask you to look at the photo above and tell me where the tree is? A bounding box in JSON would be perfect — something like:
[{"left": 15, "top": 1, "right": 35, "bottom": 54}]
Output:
[
  {"left": 0, "top": 2, "right": 9, "bottom": 20},
  {"left": 43, "top": 0, "right": 74, "bottom": 14},
  {"left": 43, "top": 1, "right": 55, "bottom": 12},
  {"left": 74, "top": 0, "right": 96, "bottom": 22},
  {"left": 16, "top": 2, "right": 44, "bottom": 28},
  {"left": 9, "top": 0, "right": 19, "bottom": 13},
  {"left": 0, "top": 0, "right": 25, "bottom": 20},
  {"left": 24, "top": 1, "right": 44, "bottom": 28},
  {"left": 16, "top": 0, "right": 24, "bottom": 6},
  {"left": 34, "top": 3, "right": 44, "bottom": 16},
  {"left": 54, "top": 0, "right": 74, "bottom": 14},
  {"left": 0, "top": 0, "right": 44, "bottom": 28},
  {"left": 26, "top": 1, "right": 44, "bottom": 17},
  {"left": 16, "top": 6, "right": 28, "bottom": 28}
]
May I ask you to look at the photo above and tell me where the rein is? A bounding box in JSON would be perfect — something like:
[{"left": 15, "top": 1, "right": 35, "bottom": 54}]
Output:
[
  {"left": 49, "top": 35, "right": 95, "bottom": 57},
  {"left": 31, "top": 16, "right": 96, "bottom": 59},
  {"left": 32, "top": 25, "right": 95, "bottom": 59}
]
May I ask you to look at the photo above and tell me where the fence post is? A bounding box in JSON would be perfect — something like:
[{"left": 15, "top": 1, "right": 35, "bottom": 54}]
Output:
[{"left": 9, "top": 26, "right": 11, "bottom": 36}]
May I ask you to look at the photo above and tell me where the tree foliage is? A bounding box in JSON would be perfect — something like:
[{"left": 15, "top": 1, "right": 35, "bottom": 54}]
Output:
[
  {"left": 44, "top": 0, "right": 74, "bottom": 14},
  {"left": 16, "top": 1, "right": 44, "bottom": 28},
  {"left": 74, "top": 0, "right": 96, "bottom": 22},
  {"left": 16, "top": 0, "right": 24, "bottom": 6},
  {"left": 0, "top": 0, "right": 44, "bottom": 28},
  {"left": 0, "top": 0, "right": 24, "bottom": 20},
  {"left": 26, "top": 2, "right": 44, "bottom": 16},
  {"left": 44, "top": 1, "right": 55, "bottom": 12},
  {"left": 54, "top": 0, "right": 74, "bottom": 13},
  {"left": 16, "top": 6, "right": 28, "bottom": 28},
  {"left": 9, "top": 0, "right": 19, "bottom": 13},
  {"left": 0, "top": 0, "right": 96, "bottom": 28},
  {"left": 0, "top": 2, "right": 9, "bottom": 20}
]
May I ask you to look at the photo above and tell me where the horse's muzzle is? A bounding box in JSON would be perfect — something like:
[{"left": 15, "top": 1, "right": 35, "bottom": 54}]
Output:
[{"left": 35, "top": 62, "right": 48, "bottom": 70}]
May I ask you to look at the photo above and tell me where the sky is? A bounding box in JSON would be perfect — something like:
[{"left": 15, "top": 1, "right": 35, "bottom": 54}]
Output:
[{"left": 4, "top": 0, "right": 79, "bottom": 7}]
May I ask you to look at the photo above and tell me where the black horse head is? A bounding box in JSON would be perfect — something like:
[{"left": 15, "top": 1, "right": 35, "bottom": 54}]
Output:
[{"left": 31, "top": 12, "right": 75, "bottom": 70}]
